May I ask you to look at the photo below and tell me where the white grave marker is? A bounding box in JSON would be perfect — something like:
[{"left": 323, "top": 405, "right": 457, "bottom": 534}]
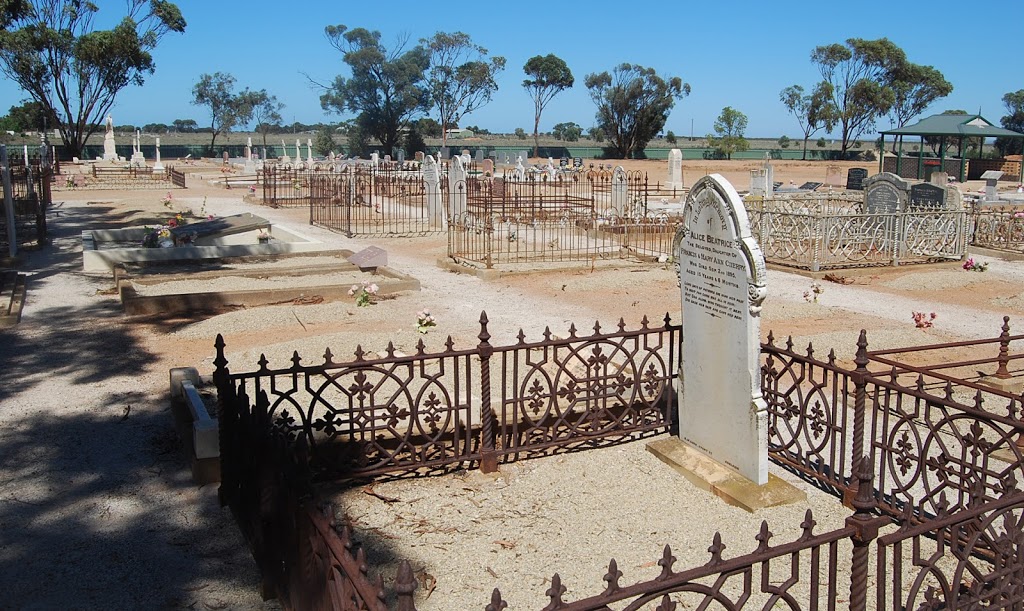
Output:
[{"left": 676, "top": 174, "right": 768, "bottom": 484}]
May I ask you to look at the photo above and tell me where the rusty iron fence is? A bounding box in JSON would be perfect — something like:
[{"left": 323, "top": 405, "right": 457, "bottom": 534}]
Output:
[
  {"left": 1, "top": 163, "right": 51, "bottom": 252},
  {"left": 218, "top": 315, "right": 1024, "bottom": 610},
  {"left": 52, "top": 164, "right": 186, "bottom": 190},
  {"left": 215, "top": 312, "right": 678, "bottom": 481},
  {"left": 216, "top": 386, "right": 418, "bottom": 609}
]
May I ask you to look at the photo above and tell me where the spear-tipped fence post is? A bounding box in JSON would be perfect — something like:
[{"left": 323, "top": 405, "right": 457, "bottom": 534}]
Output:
[
  {"left": 478, "top": 312, "right": 498, "bottom": 473},
  {"left": 995, "top": 316, "right": 1012, "bottom": 379},
  {"left": 845, "top": 330, "right": 870, "bottom": 508}
]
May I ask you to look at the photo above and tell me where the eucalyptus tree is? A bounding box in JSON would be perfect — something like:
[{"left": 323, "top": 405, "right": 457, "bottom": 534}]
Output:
[
  {"left": 319, "top": 25, "right": 430, "bottom": 157},
  {"left": 523, "top": 54, "right": 573, "bottom": 157},
  {"left": 0, "top": 0, "right": 186, "bottom": 157},
  {"left": 585, "top": 63, "right": 689, "bottom": 159}
]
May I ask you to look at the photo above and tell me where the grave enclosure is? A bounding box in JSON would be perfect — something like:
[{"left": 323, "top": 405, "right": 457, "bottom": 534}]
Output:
[{"left": 212, "top": 170, "right": 1024, "bottom": 610}]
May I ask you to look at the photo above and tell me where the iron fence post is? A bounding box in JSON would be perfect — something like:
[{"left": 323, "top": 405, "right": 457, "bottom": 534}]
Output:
[
  {"left": 995, "top": 316, "right": 1012, "bottom": 379},
  {"left": 477, "top": 311, "right": 498, "bottom": 472},
  {"left": 845, "top": 330, "right": 870, "bottom": 508},
  {"left": 846, "top": 456, "right": 879, "bottom": 611}
]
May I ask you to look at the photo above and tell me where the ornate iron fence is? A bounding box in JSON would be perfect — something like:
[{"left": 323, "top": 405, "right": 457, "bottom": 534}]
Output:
[
  {"left": 747, "top": 195, "right": 969, "bottom": 271},
  {"left": 218, "top": 315, "right": 1024, "bottom": 610},
  {"left": 214, "top": 312, "right": 678, "bottom": 481},
  {"left": 971, "top": 206, "right": 1024, "bottom": 252}
]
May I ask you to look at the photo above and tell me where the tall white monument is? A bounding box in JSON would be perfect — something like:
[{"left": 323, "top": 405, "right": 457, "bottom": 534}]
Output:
[
  {"left": 675, "top": 174, "right": 768, "bottom": 484},
  {"left": 422, "top": 155, "right": 445, "bottom": 229},
  {"left": 102, "top": 115, "right": 117, "bottom": 161},
  {"left": 666, "top": 148, "right": 684, "bottom": 192}
]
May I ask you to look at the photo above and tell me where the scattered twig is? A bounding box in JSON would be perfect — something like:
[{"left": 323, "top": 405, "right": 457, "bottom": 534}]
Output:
[
  {"left": 823, "top": 273, "right": 854, "bottom": 285},
  {"left": 292, "top": 310, "right": 307, "bottom": 332},
  {"left": 492, "top": 539, "right": 516, "bottom": 550},
  {"left": 485, "top": 567, "right": 499, "bottom": 578},
  {"left": 121, "top": 405, "right": 131, "bottom": 421},
  {"left": 361, "top": 485, "right": 400, "bottom": 504}
]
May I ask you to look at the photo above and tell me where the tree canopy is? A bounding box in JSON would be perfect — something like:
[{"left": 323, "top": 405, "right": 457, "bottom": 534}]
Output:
[
  {"left": 0, "top": 0, "right": 186, "bottom": 157},
  {"left": 585, "top": 63, "right": 689, "bottom": 159},
  {"left": 421, "top": 31, "right": 505, "bottom": 147},
  {"left": 886, "top": 63, "right": 953, "bottom": 130},
  {"left": 239, "top": 88, "right": 284, "bottom": 149},
  {"left": 191, "top": 72, "right": 252, "bottom": 155},
  {"left": 707, "top": 106, "right": 749, "bottom": 160},
  {"left": 780, "top": 83, "right": 835, "bottom": 160},
  {"left": 811, "top": 37, "right": 905, "bottom": 156},
  {"left": 523, "top": 54, "right": 573, "bottom": 157},
  {"left": 996, "top": 90, "right": 1024, "bottom": 156},
  {"left": 319, "top": 25, "right": 430, "bottom": 157}
]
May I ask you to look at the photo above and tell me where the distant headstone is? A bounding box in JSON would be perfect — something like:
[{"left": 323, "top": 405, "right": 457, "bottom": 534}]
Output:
[
  {"left": 763, "top": 157, "right": 774, "bottom": 192},
  {"left": 449, "top": 155, "right": 468, "bottom": 218},
  {"left": 222, "top": 151, "right": 229, "bottom": 163},
  {"left": 666, "top": 148, "right": 683, "bottom": 190},
  {"left": 439, "top": 146, "right": 450, "bottom": 160},
  {"left": 864, "top": 172, "right": 909, "bottom": 214},
  {"left": 348, "top": 245, "right": 388, "bottom": 270},
  {"left": 474, "top": 149, "right": 484, "bottom": 162},
  {"left": 982, "top": 170, "right": 1004, "bottom": 202},
  {"left": 749, "top": 169, "right": 769, "bottom": 197},
  {"left": 798, "top": 181, "right": 822, "bottom": 191},
  {"left": 824, "top": 165, "right": 843, "bottom": 187},
  {"left": 482, "top": 158, "right": 494, "bottom": 176},
  {"left": 397, "top": 150, "right": 405, "bottom": 163},
  {"left": 676, "top": 174, "right": 768, "bottom": 485},
  {"left": 573, "top": 157, "right": 583, "bottom": 169},
  {"left": 846, "top": 167, "right": 868, "bottom": 191},
  {"left": 559, "top": 157, "right": 569, "bottom": 168},
  {"left": 611, "top": 166, "right": 630, "bottom": 210},
  {"left": 930, "top": 171, "right": 948, "bottom": 186},
  {"left": 517, "top": 150, "right": 530, "bottom": 164},
  {"left": 492, "top": 177, "right": 505, "bottom": 198},
  {"left": 909, "top": 182, "right": 946, "bottom": 210},
  {"left": 384, "top": 154, "right": 391, "bottom": 163},
  {"left": 370, "top": 152, "right": 379, "bottom": 167},
  {"left": 414, "top": 151, "right": 424, "bottom": 162},
  {"left": 422, "top": 155, "right": 445, "bottom": 229},
  {"left": 461, "top": 149, "right": 470, "bottom": 157},
  {"left": 945, "top": 185, "right": 964, "bottom": 209}
]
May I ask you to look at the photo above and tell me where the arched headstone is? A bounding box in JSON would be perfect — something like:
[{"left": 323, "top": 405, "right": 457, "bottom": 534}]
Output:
[{"left": 675, "top": 174, "right": 768, "bottom": 485}]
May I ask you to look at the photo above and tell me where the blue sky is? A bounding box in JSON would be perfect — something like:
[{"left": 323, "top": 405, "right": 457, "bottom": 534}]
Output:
[{"left": 1, "top": 0, "right": 1020, "bottom": 139}]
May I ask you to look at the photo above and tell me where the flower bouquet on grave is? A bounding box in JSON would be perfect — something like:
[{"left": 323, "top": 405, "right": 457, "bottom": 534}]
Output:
[{"left": 348, "top": 281, "right": 379, "bottom": 307}]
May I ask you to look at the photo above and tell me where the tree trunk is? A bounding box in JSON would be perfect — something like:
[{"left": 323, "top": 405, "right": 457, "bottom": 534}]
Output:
[
  {"left": 209, "top": 132, "right": 218, "bottom": 158},
  {"left": 802, "top": 137, "right": 808, "bottom": 161},
  {"left": 533, "top": 111, "right": 541, "bottom": 158}
]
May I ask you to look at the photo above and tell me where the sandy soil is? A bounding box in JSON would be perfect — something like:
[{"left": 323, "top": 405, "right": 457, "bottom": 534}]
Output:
[{"left": 1, "top": 158, "right": 1020, "bottom": 609}]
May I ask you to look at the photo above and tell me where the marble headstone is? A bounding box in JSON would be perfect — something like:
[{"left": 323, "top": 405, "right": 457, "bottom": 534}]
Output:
[
  {"left": 666, "top": 148, "right": 683, "bottom": 190},
  {"left": 422, "top": 155, "right": 444, "bottom": 228},
  {"left": 864, "top": 172, "right": 909, "bottom": 214},
  {"left": 449, "top": 155, "right": 468, "bottom": 218},
  {"left": 824, "top": 165, "right": 843, "bottom": 187},
  {"left": 675, "top": 174, "right": 768, "bottom": 484},
  {"left": 611, "top": 165, "right": 629, "bottom": 210}
]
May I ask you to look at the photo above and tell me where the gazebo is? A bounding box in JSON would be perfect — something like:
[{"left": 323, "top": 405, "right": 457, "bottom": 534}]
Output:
[{"left": 878, "top": 113, "right": 1024, "bottom": 183}]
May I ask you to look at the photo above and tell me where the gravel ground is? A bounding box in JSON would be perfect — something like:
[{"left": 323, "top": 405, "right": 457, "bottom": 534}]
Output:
[{"left": 2, "top": 165, "right": 1021, "bottom": 609}]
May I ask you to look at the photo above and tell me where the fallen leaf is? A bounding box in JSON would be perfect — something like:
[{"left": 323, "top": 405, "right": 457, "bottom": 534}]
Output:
[
  {"left": 493, "top": 539, "right": 516, "bottom": 549},
  {"left": 362, "top": 485, "right": 400, "bottom": 503}
]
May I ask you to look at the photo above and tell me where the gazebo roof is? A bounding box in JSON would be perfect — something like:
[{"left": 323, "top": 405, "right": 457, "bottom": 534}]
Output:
[{"left": 880, "top": 113, "right": 1024, "bottom": 138}]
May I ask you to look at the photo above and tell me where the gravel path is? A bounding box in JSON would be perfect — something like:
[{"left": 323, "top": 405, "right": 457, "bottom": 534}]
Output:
[{"left": 1, "top": 172, "right": 1021, "bottom": 609}]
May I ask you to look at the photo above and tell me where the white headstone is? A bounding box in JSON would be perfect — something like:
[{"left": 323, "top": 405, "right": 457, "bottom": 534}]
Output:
[
  {"left": 666, "top": 148, "right": 683, "bottom": 191},
  {"left": 280, "top": 139, "right": 290, "bottom": 164},
  {"left": 611, "top": 166, "right": 630, "bottom": 211},
  {"left": 422, "top": 155, "right": 445, "bottom": 229},
  {"left": 294, "top": 139, "right": 303, "bottom": 167},
  {"left": 749, "top": 169, "right": 768, "bottom": 197},
  {"left": 153, "top": 137, "right": 164, "bottom": 172},
  {"left": 306, "top": 138, "right": 314, "bottom": 163},
  {"left": 676, "top": 174, "right": 768, "bottom": 484},
  {"left": 514, "top": 159, "right": 526, "bottom": 181},
  {"left": 982, "top": 170, "right": 1004, "bottom": 202},
  {"left": 371, "top": 152, "right": 379, "bottom": 167},
  {"left": 449, "top": 155, "right": 468, "bottom": 219}
]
